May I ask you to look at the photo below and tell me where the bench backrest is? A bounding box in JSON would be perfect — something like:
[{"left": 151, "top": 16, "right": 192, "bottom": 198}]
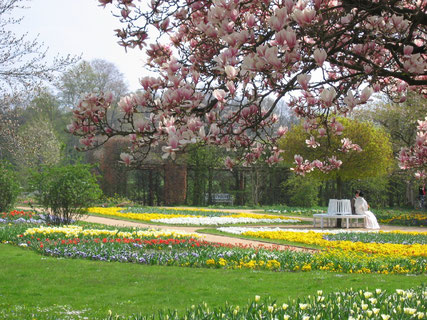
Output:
[{"left": 327, "top": 199, "right": 352, "bottom": 215}]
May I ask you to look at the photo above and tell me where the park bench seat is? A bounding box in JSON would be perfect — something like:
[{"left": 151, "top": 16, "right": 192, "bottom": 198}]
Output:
[{"left": 313, "top": 199, "right": 366, "bottom": 229}]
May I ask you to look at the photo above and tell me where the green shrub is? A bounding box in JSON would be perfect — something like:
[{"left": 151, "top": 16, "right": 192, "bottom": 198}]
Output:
[
  {"left": 0, "top": 161, "right": 20, "bottom": 211},
  {"left": 281, "top": 174, "right": 320, "bottom": 207},
  {"left": 29, "top": 164, "right": 103, "bottom": 224}
]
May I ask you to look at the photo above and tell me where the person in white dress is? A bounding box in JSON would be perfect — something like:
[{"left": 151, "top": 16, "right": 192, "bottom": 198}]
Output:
[{"left": 354, "top": 191, "right": 380, "bottom": 229}]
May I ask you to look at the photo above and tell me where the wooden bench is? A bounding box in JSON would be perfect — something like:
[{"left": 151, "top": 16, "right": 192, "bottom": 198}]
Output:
[
  {"left": 313, "top": 199, "right": 366, "bottom": 229},
  {"left": 205, "top": 193, "right": 234, "bottom": 205}
]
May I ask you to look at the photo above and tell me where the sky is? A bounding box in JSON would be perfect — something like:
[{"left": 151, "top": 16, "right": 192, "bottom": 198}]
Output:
[{"left": 12, "top": 0, "right": 146, "bottom": 91}]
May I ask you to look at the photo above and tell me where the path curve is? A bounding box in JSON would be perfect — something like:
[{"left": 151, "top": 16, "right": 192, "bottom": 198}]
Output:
[{"left": 81, "top": 215, "right": 317, "bottom": 253}]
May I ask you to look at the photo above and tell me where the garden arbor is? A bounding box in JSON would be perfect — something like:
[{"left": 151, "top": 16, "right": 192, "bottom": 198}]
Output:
[{"left": 68, "top": 0, "right": 426, "bottom": 182}]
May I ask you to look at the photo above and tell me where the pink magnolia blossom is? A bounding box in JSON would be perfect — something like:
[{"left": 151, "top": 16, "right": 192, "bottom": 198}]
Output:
[
  {"left": 120, "top": 152, "right": 133, "bottom": 165},
  {"left": 69, "top": 0, "right": 426, "bottom": 177},
  {"left": 225, "top": 65, "right": 238, "bottom": 79},
  {"left": 213, "top": 89, "right": 227, "bottom": 103},
  {"left": 305, "top": 136, "right": 320, "bottom": 148},
  {"left": 359, "top": 87, "right": 374, "bottom": 103},
  {"left": 320, "top": 87, "right": 336, "bottom": 107},
  {"left": 340, "top": 138, "right": 362, "bottom": 153},
  {"left": 318, "top": 127, "right": 327, "bottom": 137},
  {"left": 225, "top": 156, "right": 234, "bottom": 170},
  {"left": 403, "top": 45, "right": 413, "bottom": 56},
  {"left": 313, "top": 48, "right": 327, "bottom": 67},
  {"left": 283, "top": 27, "right": 297, "bottom": 49},
  {"left": 297, "top": 73, "right": 311, "bottom": 91},
  {"left": 292, "top": 8, "right": 316, "bottom": 26},
  {"left": 277, "top": 126, "right": 288, "bottom": 137}
]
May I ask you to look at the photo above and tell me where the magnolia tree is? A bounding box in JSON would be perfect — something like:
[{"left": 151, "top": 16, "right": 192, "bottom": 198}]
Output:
[
  {"left": 68, "top": 0, "right": 426, "bottom": 175},
  {"left": 399, "top": 117, "right": 427, "bottom": 181}
]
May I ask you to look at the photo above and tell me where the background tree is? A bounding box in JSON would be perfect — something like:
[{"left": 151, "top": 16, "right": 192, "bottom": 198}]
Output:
[
  {"left": 14, "top": 117, "right": 61, "bottom": 169},
  {"left": 0, "top": 0, "right": 77, "bottom": 129},
  {"left": 57, "top": 59, "right": 128, "bottom": 109},
  {"left": 282, "top": 173, "right": 320, "bottom": 207},
  {"left": 0, "top": 161, "right": 20, "bottom": 211},
  {"left": 355, "top": 93, "right": 427, "bottom": 206},
  {"left": 280, "top": 118, "right": 394, "bottom": 198}
]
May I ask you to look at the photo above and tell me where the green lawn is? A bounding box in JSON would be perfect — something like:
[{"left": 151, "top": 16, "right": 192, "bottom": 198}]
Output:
[{"left": 0, "top": 244, "right": 425, "bottom": 319}]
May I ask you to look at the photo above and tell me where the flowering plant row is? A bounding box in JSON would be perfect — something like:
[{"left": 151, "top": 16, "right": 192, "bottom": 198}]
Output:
[
  {"left": 218, "top": 227, "right": 427, "bottom": 258},
  {"left": 87, "top": 207, "right": 301, "bottom": 225},
  {"left": 323, "top": 230, "right": 427, "bottom": 245},
  {"left": 107, "top": 286, "right": 426, "bottom": 320},
  {"left": 14, "top": 226, "right": 426, "bottom": 274},
  {"left": 22, "top": 225, "right": 200, "bottom": 240},
  {"left": 265, "top": 208, "right": 324, "bottom": 216},
  {"left": 121, "top": 207, "right": 233, "bottom": 216},
  {"left": 378, "top": 212, "right": 427, "bottom": 227},
  {"left": 0, "top": 210, "right": 45, "bottom": 224}
]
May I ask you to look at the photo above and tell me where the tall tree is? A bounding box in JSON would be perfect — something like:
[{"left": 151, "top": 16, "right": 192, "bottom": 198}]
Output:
[
  {"left": 0, "top": 0, "right": 77, "bottom": 163},
  {"left": 69, "top": 0, "right": 425, "bottom": 178},
  {"left": 57, "top": 59, "right": 128, "bottom": 108},
  {"left": 355, "top": 93, "right": 427, "bottom": 204},
  {"left": 13, "top": 117, "right": 61, "bottom": 174},
  {"left": 0, "top": 0, "right": 77, "bottom": 111},
  {"left": 279, "top": 118, "right": 394, "bottom": 197}
]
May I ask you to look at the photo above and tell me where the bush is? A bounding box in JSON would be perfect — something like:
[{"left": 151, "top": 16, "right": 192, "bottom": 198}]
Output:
[
  {"left": 281, "top": 174, "right": 320, "bottom": 207},
  {"left": 29, "top": 164, "right": 103, "bottom": 224},
  {"left": 0, "top": 161, "right": 20, "bottom": 211}
]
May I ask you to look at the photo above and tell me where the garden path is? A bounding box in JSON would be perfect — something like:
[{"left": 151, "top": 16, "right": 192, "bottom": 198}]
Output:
[
  {"left": 80, "top": 214, "right": 318, "bottom": 253},
  {"left": 17, "top": 206, "right": 425, "bottom": 253}
]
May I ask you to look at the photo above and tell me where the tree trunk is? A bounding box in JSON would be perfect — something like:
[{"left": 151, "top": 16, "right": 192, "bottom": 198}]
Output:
[
  {"left": 208, "top": 167, "right": 213, "bottom": 205},
  {"left": 336, "top": 176, "right": 343, "bottom": 227},
  {"left": 155, "top": 170, "right": 162, "bottom": 205},
  {"left": 251, "top": 167, "right": 259, "bottom": 206},
  {"left": 164, "top": 162, "right": 187, "bottom": 205},
  {"left": 406, "top": 180, "right": 414, "bottom": 207},
  {"left": 148, "top": 170, "right": 154, "bottom": 206},
  {"left": 336, "top": 176, "right": 343, "bottom": 199}
]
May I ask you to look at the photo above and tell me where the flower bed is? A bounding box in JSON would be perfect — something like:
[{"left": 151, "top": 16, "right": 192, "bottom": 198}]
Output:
[
  {"left": 0, "top": 210, "right": 44, "bottom": 224},
  {"left": 378, "top": 212, "right": 427, "bottom": 227},
  {"left": 108, "top": 286, "right": 426, "bottom": 320},
  {"left": 265, "top": 208, "right": 325, "bottom": 216},
  {"left": 12, "top": 225, "right": 426, "bottom": 274},
  {"left": 87, "top": 207, "right": 301, "bottom": 225},
  {"left": 218, "top": 227, "right": 427, "bottom": 258}
]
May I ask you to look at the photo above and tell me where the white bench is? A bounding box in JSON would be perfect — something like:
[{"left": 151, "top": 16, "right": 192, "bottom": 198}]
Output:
[{"left": 313, "top": 199, "right": 366, "bottom": 229}]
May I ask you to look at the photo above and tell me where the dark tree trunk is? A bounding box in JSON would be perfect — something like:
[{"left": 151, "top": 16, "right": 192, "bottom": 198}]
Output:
[
  {"left": 164, "top": 162, "right": 187, "bottom": 205},
  {"left": 208, "top": 167, "right": 213, "bottom": 205},
  {"left": 192, "top": 165, "right": 202, "bottom": 205},
  {"left": 148, "top": 170, "right": 154, "bottom": 206},
  {"left": 336, "top": 176, "right": 343, "bottom": 227}
]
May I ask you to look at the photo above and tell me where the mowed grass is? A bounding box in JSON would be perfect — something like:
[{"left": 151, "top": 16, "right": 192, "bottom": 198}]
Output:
[{"left": 1, "top": 245, "right": 426, "bottom": 319}]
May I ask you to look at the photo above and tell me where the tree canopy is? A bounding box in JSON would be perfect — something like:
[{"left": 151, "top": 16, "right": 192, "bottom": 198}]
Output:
[
  {"left": 279, "top": 117, "right": 394, "bottom": 182},
  {"left": 68, "top": 0, "right": 426, "bottom": 178}
]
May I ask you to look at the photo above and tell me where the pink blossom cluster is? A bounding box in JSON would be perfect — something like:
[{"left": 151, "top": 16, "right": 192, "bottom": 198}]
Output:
[
  {"left": 399, "top": 117, "right": 427, "bottom": 181},
  {"left": 69, "top": 0, "right": 427, "bottom": 173},
  {"left": 291, "top": 154, "right": 343, "bottom": 175}
]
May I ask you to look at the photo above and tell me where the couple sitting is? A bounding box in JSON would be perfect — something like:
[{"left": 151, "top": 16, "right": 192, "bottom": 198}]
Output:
[{"left": 351, "top": 190, "right": 380, "bottom": 229}]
